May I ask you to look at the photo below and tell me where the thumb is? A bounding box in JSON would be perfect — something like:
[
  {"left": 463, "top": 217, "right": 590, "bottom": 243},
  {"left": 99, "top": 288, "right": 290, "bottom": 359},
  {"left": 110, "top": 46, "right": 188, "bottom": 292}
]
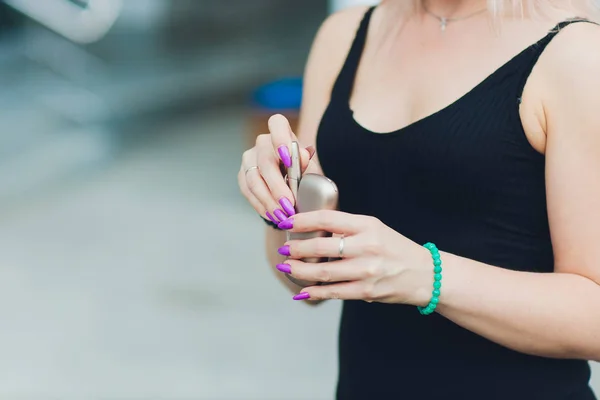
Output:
[{"left": 300, "top": 146, "right": 315, "bottom": 173}]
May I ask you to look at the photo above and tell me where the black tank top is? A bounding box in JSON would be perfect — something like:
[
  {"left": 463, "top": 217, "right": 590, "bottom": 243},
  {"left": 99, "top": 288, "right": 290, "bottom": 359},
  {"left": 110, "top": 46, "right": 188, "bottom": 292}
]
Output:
[{"left": 316, "top": 7, "right": 597, "bottom": 400}]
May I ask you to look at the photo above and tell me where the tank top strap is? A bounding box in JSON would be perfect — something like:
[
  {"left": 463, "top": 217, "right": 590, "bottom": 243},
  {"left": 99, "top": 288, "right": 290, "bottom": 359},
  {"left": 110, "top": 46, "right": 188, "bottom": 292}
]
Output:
[
  {"left": 330, "top": 6, "right": 376, "bottom": 102},
  {"left": 516, "top": 18, "right": 600, "bottom": 101}
]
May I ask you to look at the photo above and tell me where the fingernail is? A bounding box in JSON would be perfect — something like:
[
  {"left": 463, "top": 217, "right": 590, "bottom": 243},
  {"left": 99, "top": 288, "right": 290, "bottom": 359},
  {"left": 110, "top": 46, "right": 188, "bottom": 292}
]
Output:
[
  {"left": 265, "top": 211, "right": 278, "bottom": 224},
  {"left": 276, "top": 263, "right": 292, "bottom": 274},
  {"left": 279, "top": 197, "right": 296, "bottom": 216},
  {"left": 278, "top": 145, "right": 292, "bottom": 168},
  {"left": 306, "top": 146, "right": 316, "bottom": 159},
  {"left": 293, "top": 292, "right": 310, "bottom": 301},
  {"left": 278, "top": 218, "right": 293, "bottom": 230},
  {"left": 278, "top": 245, "right": 291, "bottom": 256},
  {"left": 273, "top": 209, "right": 288, "bottom": 222}
]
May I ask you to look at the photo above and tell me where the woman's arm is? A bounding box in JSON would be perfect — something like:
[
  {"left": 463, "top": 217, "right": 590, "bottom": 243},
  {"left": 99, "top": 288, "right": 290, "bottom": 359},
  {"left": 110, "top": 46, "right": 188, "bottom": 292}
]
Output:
[
  {"left": 434, "top": 24, "right": 600, "bottom": 361},
  {"left": 436, "top": 255, "right": 600, "bottom": 361}
]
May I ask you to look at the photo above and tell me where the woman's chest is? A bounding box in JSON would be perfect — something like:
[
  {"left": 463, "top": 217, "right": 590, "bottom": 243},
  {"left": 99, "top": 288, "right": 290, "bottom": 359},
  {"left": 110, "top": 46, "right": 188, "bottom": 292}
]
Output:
[
  {"left": 315, "top": 100, "right": 547, "bottom": 230},
  {"left": 349, "top": 30, "right": 549, "bottom": 150}
]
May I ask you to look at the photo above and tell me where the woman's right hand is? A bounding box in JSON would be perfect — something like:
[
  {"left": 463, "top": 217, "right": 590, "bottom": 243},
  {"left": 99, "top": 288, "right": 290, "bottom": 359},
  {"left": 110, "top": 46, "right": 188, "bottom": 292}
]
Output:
[{"left": 239, "top": 114, "right": 315, "bottom": 224}]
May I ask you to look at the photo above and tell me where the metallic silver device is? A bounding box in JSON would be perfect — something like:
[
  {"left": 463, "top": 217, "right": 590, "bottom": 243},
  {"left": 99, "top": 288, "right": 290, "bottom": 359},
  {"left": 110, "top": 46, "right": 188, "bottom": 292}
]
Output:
[{"left": 285, "top": 141, "right": 339, "bottom": 287}]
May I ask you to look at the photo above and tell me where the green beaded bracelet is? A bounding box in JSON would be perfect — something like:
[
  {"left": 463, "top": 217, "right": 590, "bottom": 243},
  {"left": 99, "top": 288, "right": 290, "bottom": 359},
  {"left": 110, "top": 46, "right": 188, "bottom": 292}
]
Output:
[{"left": 417, "top": 242, "right": 442, "bottom": 316}]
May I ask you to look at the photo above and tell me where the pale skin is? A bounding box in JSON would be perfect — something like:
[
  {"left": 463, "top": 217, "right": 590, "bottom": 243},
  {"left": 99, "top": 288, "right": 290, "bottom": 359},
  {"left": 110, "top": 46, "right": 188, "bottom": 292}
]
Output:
[{"left": 238, "top": 0, "right": 600, "bottom": 361}]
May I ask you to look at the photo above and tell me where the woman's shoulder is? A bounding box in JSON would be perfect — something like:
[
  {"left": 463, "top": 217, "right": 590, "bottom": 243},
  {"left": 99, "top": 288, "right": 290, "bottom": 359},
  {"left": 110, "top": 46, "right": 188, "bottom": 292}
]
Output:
[
  {"left": 542, "top": 19, "right": 600, "bottom": 73},
  {"left": 297, "top": 5, "right": 374, "bottom": 139},
  {"left": 310, "top": 5, "right": 373, "bottom": 64},
  {"left": 533, "top": 20, "right": 600, "bottom": 140},
  {"left": 533, "top": 20, "right": 600, "bottom": 104}
]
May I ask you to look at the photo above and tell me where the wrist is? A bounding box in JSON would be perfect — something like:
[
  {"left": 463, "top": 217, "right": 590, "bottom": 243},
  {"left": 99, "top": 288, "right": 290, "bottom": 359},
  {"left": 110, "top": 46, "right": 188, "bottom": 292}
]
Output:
[
  {"left": 415, "top": 243, "right": 444, "bottom": 315},
  {"left": 409, "top": 245, "right": 437, "bottom": 307}
]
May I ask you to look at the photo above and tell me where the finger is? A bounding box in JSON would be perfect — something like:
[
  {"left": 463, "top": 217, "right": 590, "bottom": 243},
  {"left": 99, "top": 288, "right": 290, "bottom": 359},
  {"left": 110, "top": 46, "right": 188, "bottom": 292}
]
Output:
[
  {"left": 299, "top": 146, "right": 312, "bottom": 172},
  {"left": 240, "top": 149, "right": 273, "bottom": 217},
  {"left": 278, "top": 259, "right": 374, "bottom": 284},
  {"left": 293, "top": 281, "right": 367, "bottom": 301},
  {"left": 238, "top": 168, "right": 269, "bottom": 216},
  {"left": 282, "top": 235, "right": 360, "bottom": 260},
  {"left": 267, "top": 115, "right": 312, "bottom": 171},
  {"left": 268, "top": 114, "right": 295, "bottom": 168},
  {"left": 245, "top": 167, "right": 288, "bottom": 221},
  {"left": 301, "top": 146, "right": 316, "bottom": 173},
  {"left": 278, "top": 210, "right": 372, "bottom": 235},
  {"left": 256, "top": 145, "right": 296, "bottom": 215}
]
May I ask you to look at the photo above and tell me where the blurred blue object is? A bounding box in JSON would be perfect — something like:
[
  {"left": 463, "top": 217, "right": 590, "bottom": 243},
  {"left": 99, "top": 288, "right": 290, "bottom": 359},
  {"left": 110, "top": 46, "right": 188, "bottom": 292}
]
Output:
[{"left": 252, "top": 77, "right": 303, "bottom": 111}]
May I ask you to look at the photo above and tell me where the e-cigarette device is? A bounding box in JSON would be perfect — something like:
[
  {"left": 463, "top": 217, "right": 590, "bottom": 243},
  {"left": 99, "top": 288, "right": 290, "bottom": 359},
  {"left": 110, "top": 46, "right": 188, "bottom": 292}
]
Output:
[{"left": 285, "top": 142, "right": 339, "bottom": 287}]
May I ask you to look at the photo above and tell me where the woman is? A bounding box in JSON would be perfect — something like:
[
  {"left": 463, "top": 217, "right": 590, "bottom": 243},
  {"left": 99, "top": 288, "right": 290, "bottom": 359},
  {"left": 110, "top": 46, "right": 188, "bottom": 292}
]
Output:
[{"left": 238, "top": 1, "right": 600, "bottom": 398}]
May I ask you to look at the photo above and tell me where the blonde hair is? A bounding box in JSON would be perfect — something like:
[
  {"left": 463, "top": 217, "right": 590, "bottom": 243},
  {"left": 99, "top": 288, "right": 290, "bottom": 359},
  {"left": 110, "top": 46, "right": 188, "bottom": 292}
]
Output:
[
  {"left": 488, "top": 0, "right": 599, "bottom": 18},
  {"left": 414, "top": 0, "right": 600, "bottom": 19}
]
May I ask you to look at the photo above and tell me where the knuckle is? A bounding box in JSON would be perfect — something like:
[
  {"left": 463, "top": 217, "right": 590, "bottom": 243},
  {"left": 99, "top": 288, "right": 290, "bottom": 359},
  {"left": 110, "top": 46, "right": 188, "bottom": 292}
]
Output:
[
  {"left": 361, "top": 283, "right": 377, "bottom": 300},
  {"left": 241, "top": 149, "right": 254, "bottom": 164},
  {"left": 255, "top": 134, "right": 269, "bottom": 145},
  {"left": 365, "top": 264, "right": 382, "bottom": 278},
  {"left": 313, "top": 239, "right": 330, "bottom": 257},
  {"left": 364, "top": 215, "right": 381, "bottom": 227},
  {"left": 328, "top": 290, "right": 341, "bottom": 300},
  {"left": 316, "top": 268, "right": 332, "bottom": 283}
]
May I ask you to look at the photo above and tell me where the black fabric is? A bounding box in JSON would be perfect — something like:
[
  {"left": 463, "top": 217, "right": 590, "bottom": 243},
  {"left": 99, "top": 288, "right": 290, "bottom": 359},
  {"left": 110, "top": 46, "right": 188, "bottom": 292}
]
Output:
[{"left": 316, "top": 7, "right": 597, "bottom": 400}]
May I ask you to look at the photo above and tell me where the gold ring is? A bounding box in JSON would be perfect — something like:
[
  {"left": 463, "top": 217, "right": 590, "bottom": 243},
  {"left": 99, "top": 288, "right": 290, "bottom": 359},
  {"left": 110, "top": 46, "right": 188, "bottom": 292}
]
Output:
[
  {"left": 338, "top": 235, "right": 345, "bottom": 258},
  {"left": 245, "top": 166, "right": 259, "bottom": 175}
]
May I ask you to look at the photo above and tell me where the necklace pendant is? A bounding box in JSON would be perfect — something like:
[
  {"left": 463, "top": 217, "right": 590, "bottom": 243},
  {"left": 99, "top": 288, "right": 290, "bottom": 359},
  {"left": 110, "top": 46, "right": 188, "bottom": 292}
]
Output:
[{"left": 440, "top": 17, "right": 447, "bottom": 32}]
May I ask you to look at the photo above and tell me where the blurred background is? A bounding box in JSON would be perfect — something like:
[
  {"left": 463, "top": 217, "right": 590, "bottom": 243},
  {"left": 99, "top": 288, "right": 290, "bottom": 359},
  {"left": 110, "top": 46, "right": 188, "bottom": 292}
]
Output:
[{"left": 0, "top": 1, "right": 596, "bottom": 399}]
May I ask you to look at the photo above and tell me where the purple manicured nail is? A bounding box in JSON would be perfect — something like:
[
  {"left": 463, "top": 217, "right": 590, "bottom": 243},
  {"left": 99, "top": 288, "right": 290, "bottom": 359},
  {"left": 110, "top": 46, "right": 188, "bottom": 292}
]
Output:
[
  {"left": 278, "top": 218, "right": 293, "bottom": 230},
  {"left": 273, "top": 209, "right": 288, "bottom": 222},
  {"left": 293, "top": 292, "right": 310, "bottom": 301},
  {"left": 276, "top": 263, "right": 292, "bottom": 274},
  {"left": 279, "top": 197, "right": 296, "bottom": 216},
  {"left": 265, "top": 211, "right": 279, "bottom": 224},
  {"left": 278, "top": 145, "right": 292, "bottom": 168},
  {"left": 278, "top": 245, "right": 291, "bottom": 256}
]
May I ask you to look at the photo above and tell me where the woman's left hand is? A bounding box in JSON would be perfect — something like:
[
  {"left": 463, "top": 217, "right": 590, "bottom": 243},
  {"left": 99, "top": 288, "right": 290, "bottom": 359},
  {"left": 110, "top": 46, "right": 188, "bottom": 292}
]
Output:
[{"left": 276, "top": 210, "right": 433, "bottom": 304}]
